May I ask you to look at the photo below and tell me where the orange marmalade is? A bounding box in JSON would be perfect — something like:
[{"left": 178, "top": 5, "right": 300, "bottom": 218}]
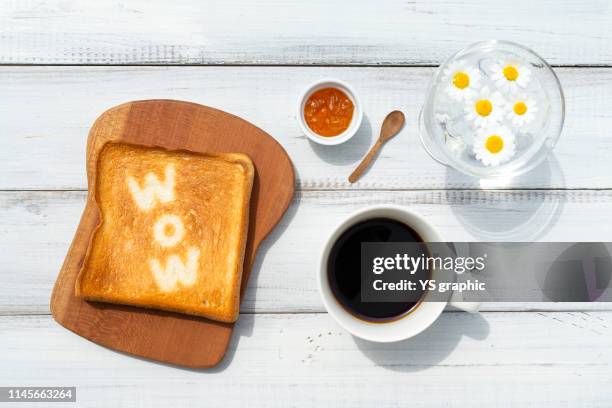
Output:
[{"left": 304, "top": 87, "right": 354, "bottom": 137}]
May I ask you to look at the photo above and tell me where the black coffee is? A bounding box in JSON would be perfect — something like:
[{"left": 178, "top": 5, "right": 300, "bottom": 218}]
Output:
[{"left": 327, "top": 217, "right": 429, "bottom": 322}]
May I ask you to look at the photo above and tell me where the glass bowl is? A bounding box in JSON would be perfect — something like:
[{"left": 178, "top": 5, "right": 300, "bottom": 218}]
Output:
[{"left": 419, "top": 40, "right": 565, "bottom": 180}]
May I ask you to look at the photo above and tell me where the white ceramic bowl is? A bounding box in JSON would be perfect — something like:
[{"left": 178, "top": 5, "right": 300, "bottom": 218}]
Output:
[{"left": 297, "top": 79, "right": 363, "bottom": 146}]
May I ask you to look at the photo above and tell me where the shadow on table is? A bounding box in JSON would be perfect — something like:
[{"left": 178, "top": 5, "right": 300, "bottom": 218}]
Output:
[
  {"left": 353, "top": 312, "right": 490, "bottom": 372},
  {"left": 446, "top": 154, "right": 566, "bottom": 241},
  {"left": 308, "top": 115, "right": 373, "bottom": 166}
]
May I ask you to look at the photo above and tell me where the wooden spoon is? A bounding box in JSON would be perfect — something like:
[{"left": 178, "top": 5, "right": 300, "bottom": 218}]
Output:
[{"left": 348, "top": 110, "right": 405, "bottom": 183}]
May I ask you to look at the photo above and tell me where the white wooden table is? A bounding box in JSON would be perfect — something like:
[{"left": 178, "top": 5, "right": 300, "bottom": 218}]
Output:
[{"left": 1, "top": 1, "right": 612, "bottom": 406}]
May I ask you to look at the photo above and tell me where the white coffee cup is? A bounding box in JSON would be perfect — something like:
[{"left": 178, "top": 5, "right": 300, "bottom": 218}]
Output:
[{"left": 318, "top": 205, "right": 480, "bottom": 342}]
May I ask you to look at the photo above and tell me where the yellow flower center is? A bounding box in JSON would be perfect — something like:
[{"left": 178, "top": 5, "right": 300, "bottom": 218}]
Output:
[
  {"left": 503, "top": 65, "right": 519, "bottom": 81},
  {"left": 475, "top": 99, "right": 493, "bottom": 117},
  {"left": 513, "top": 102, "right": 528, "bottom": 115},
  {"left": 453, "top": 72, "right": 470, "bottom": 89},
  {"left": 485, "top": 135, "right": 504, "bottom": 154}
]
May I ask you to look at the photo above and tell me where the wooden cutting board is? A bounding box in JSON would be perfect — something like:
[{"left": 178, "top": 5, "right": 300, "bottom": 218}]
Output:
[{"left": 51, "top": 100, "right": 295, "bottom": 368}]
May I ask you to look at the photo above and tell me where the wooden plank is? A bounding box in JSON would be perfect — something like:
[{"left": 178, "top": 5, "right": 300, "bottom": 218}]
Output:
[
  {"left": 1, "top": 313, "right": 611, "bottom": 406},
  {"left": 1, "top": 0, "right": 611, "bottom": 66},
  {"left": 1, "top": 66, "right": 611, "bottom": 190},
  {"left": 2, "top": 190, "right": 612, "bottom": 315}
]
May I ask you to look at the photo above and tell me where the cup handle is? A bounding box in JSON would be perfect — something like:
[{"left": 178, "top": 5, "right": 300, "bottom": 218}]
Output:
[{"left": 449, "top": 290, "right": 481, "bottom": 313}]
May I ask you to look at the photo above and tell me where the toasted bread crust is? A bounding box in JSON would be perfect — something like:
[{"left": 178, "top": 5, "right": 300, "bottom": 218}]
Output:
[{"left": 75, "top": 142, "right": 254, "bottom": 323}]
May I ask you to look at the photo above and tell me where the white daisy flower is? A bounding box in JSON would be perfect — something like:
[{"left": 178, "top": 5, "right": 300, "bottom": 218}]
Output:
[
  {"left": 491, "top": 61, "right": 532, "bottom": 93},
  {"left": 473, "top": 126, "right": 516, "bottom": 167},
  {"left": 464, "top": 86, "right": 506, "bottom": 129},
  {"left": 506, "top": 94, "right": 538, "bottom": 127},
  {"left": 442, "top": 60, "right": 481, "bottom": 102}
]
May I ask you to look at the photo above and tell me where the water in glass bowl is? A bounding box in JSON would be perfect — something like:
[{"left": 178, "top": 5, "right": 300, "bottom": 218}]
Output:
[{"left": 421, "top": 41, "right": 564, "bottom": 179}]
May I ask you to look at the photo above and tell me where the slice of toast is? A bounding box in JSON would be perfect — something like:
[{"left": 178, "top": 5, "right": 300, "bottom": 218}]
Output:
[{"left": 75, "top": 142, "right": 254, "bottom": 323}]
